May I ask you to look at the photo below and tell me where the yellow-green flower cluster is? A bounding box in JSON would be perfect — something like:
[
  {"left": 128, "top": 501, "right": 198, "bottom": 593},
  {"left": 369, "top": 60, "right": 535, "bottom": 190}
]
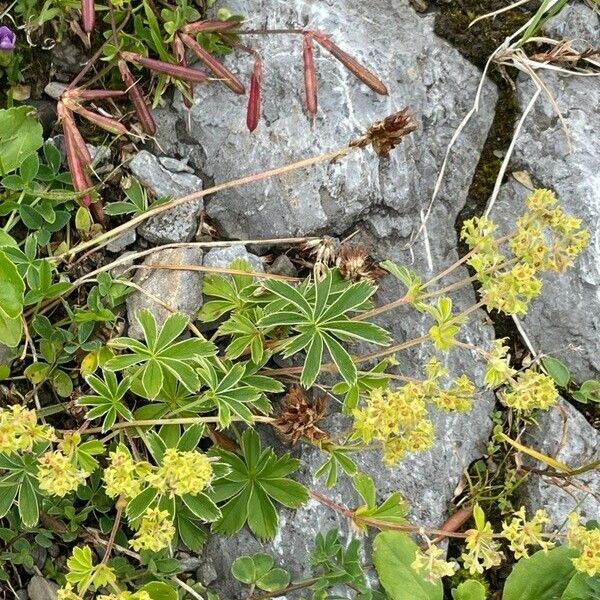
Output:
[
  {"left": 98, "top": 592, "right": 152, "bottom": 600},
  {"left": 501, "top": 507, "right": 555, "bottom": 559},
  {"left": 484, "top": 338, "right": 516, "bottom": 387},
  {"left": 502, "top": 370, "right": 558, "bottom": 411},
  {"left": 130, "top": 507, "right": 176, "bottom": 552},
  {"left": 514, "top": 189, "right": 590, "bottom": 272},
  {"left": 461, "top": 505, "right": 503, "bottom": 574},
  {"left": 0, "top": 405, "right": 55, "bottom": 454},
  {"left": 352, "top": 359, "right": 475, "bottom": 465},
  {"left": 146, "top": 448, "right": 214, "bottom": 497},
  {"left": 461, "top": 189, "right": 589, "bottom": 316},
  {"left": 567, "top": 514, "right": 600, "bottom": 577},
  {"left": 103, "top": 444, "right": 151, "bottom": 502},
  {"left": 37, "top": 449, "right": 89, "bottom": 497},
  {"left": 480, "top": 263, "right": 543, "bottom": 315},
  {"left": 412, "top": 544, "right": 458, "bottom": 582},
  {"left": 352, "top": 384, "right": 435, "bottom": 465}
]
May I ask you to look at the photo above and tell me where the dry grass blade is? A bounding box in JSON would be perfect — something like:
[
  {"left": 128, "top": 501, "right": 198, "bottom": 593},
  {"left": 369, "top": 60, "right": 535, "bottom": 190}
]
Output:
[{"left": 182, "top": 19, "right": 241, "bottom": 35}]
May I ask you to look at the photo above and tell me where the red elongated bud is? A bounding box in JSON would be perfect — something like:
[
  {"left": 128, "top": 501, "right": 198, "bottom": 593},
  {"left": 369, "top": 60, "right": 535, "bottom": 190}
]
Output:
[
  {"left": 63, "top": 124, "right": 92, "bottom": 207},
  {"left": 172, "top": 38, "right": 194, "bottom": 109},
  {"left": 246, "top": 57, "right": 262, "bottom": 132},
  {"left": 58, "top": 102, "right": 93, "bottom": 167},
  {"left": 121, "top": 51, "right": 209, "bottom": 83},
  {"left": 118, "top": 60, "right": 156, "bottom": 136},
  {"left": 310, "top": 30, "right": 388, "bottom": 96},
  {"left": 303, "top": 34, "right": 318, "bottom": 115},
  {"left": 182, "top": 19, "right": 241, "bottom": 34},
  {"left": 65, "top": 88, "right": 126, "bottom": 100},
  {"left": 180, "top": 33, "right": 246, "bottom": 95},
  {"left": 65, "top": 100, "right": 129, "bottom": 136},
  {"left": 81, "top": 0, "right": 95, "bottom": 33}
]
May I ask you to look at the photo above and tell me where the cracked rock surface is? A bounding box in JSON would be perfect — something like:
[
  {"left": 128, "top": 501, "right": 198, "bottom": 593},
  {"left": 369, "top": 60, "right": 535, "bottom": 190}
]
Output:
[
  {"left": 150, "top": 0, "right": 506, "bottom": 592},
  {"left": 521, "top": 398, "right": 600, "bottom": 528},
  {"left": 488, "top": 5, "right": 599, "bottom": 381},
  {"left": 129, "top": 151, "right": 204, "bottom": 244}
]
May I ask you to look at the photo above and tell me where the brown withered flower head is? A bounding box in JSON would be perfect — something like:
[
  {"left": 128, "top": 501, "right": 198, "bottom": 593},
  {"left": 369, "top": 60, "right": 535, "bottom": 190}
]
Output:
[
  {"left": 274, "top": 385, "right": 328, "bottom": 444},
  {"left": 352, "top": 108, "right": 418, "bottom": 156},
  {"left": 336, "top": 244, "right": 384, "bottom": 283}
]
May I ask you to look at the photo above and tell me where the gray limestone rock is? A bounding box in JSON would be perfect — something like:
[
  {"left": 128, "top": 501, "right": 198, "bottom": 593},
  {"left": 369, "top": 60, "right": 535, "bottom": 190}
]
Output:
[
  {"left": 487, "top": 5, "right": 599, "bottom": 380},
  {"left": 203, "top": 245, "right": 264, "bottom": 273},
  {"left": 129, "top": 151, "right": 204, "bottom": 244},
  {"left": 126, "top": 247, "right": 203, "bottom": 338},
  {"left": 27, "top": 577, "right": 58, "bottom": 600},
  {"left": 106, "top": 229, "right": 137, "bottom": 253},
  {"left": 267, "top": 254, "right": 298, "bottom": 278},
  {"left": 150, "top": 0, "right": 501, "bottom": 592},
  {"left": 157, "top": 0, "right": 497, "bottom": 244},
  {"left": 521, "top": 398, "right": 600, "bottom": 528}
]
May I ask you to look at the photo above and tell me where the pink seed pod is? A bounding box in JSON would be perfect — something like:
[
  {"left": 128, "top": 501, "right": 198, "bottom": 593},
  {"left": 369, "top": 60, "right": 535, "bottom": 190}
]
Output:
[
  {"left": 246, "top": 56, "right": 262, "bottom": 132},
  {"left": 310, "top": 30, "right": 388, "bottom": 96},
  {"left": 81, "top": 0, "right": 95, "bottom": 33},
  {"left": 118, "top": 60, "right": 156, "bottom": 136},
  {"left": 121, "top": 51, "right": 209, "bottom": 83},
  {"left": 58, "top": 102, "right": 93, "bottom": 167},
  {"left": 303, "top": 34, "right": 318, "bottom": 115},
  {"left": 180, "top": 33, "right": 245, "bottom": 95},
  {"left": 65, "top": 89, "right": 126, "bottom": 100},
  {"left": 65, "top": 100, "right": 129, "bottom": 136},
  {"left": 182, "top": 19, "right": 241, "bottom": 34}
]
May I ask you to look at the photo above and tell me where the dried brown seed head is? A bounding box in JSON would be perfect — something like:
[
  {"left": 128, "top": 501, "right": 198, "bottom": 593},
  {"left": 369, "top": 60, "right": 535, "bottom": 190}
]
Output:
[
  {"left": 274, "top": 385, "right": 328, "bottom": 444},
  {"left": 352, "top": 108, "right": 417, "bottom": 156},
  {"left": 336, "top": 244, "right": 383, "bottom": 282},
  {"left": 300, "top": 236, "right": 340, "bottom": 267}
]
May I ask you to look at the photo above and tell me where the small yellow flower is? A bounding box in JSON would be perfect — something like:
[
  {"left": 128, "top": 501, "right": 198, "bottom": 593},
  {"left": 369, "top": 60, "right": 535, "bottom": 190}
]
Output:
[
  {"left": 461, "top": 505, "right": 504, "bottom": 574},
  {"left": 501, "top": 507, "right": 555, "bottom": 559},
  {"left": 103, "top": 444, "right": 149, "bottom": 501},
  {"left": 412, "top": 544, "right": 458, "bottom": 582},
  {"left": 567, "top": 513, "right": 600, "bottom": 577},
  {"left": 502, "top": 370, "right": 558, "bottom": 411},
  {"left": 130, "top": 507, "right": 176, "bottom": 552},
  {"left": 0, "top": 405, "right": 55, "bottom": 454},
  {"left": 484, "top": 339, "right": 516, "bottom": 387},
  {"left": 57, "top": 584, "right": 81, "bottom": 600},
  {"left": 147, "top": 448, "right": 214, "bottom": 497},
  {"left": 37, "top": 450, "right": 88, "bottom": 497}
]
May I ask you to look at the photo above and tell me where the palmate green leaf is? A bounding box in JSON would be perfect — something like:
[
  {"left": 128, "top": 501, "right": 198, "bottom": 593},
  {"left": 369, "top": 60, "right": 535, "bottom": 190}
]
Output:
[
  {"left": 105, "top": 310, "right": 215, "bottom": 399},
  {"left": 260, "top": 269, "right": 388, "bottom": 388},
  {"left": 211, "top": 429, "right": 308, "bottom": 540}
]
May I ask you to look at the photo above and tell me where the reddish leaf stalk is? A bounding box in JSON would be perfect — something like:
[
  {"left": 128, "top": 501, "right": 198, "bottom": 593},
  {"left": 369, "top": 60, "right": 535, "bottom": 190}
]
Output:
[
  {"left": 310, "top": 30, "right": 388, "bottom": 95},
  {"left": 182, "top": 19, "right": 241, "bottom": 34},
  {"left": 303, "top": 34, "right": 318, "bottom": 115},
  {"left": 121, "top": 51, "right": 209, "bottom": 83},
  {"left": 118, "top": 60, "right": 156, "bottom": 136},
  {"left": 64, "top": 100, "right": 129, "bottom": 136},
  {"left": 179, "top": 33, "right": 246, "bottom": 94},
  {"left": 81, "top": 0, "right": 95, "bottom": 33},
  {"left": 246, "top": 56, "right": 262, "bottom": 132}
]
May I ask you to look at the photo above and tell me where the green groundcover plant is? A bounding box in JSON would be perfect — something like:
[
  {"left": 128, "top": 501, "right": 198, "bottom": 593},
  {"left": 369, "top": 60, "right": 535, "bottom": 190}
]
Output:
[{"left": 1, "top": 0, "right": 599, "bottom": 598}]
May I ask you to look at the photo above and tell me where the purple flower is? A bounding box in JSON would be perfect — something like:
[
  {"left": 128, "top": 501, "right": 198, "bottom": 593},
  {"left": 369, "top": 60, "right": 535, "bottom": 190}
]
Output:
[{"left": 0, "top": 25, "right": 16, "bottom": 51}]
